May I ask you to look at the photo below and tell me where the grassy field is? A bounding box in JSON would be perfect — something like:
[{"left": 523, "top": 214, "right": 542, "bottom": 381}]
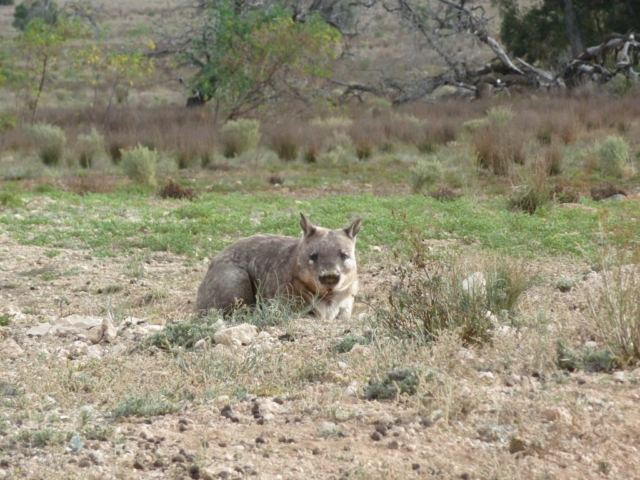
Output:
[{"left": 1, "top": 0, "right": 640, "bottom": 478}]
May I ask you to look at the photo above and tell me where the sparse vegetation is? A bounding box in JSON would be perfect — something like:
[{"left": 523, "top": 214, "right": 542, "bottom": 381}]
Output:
[
  {"left": 595, "top": 135, "right": 630, "bottom": 178},
  {"left": 76, "top": 127, "right": 104, "bottom": 168},
  {"left": 221, "top": 119, "right": 261, "bottom": 158},
  {"left": 120, "top": 145, "right": 158, "bottom": 186},
  {"left": 25, "top": 122, "right": 66, "bottom": 166}
]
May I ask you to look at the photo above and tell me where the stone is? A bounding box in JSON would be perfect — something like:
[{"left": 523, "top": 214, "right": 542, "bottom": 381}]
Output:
[
  {"left": 57, "top": 315, "right": 103, "bottom": 329},
  {"left": 102, "top": 318, "right": 117, "bottom": 343},
  {"left": 603, "top": 194, "right": 627, "bottom": 202},
  {"left": 26, "top": 323, "right": 52, "bottom": 337},
  {"left": 87, "top": 326, "right": 103, "bottom": 345},
  {"left": 509, "top": 437, "right": 526, "bottom": 454},
  {"left": 1, "top": 305, "right": 25, "bottom": 321},
  {"left": 0, "top": 338, "right": 24, "bottom": 360},
  {"left": 194, "top": 339, "right": 207, "bottom": 349},
  {"left": 49, "top": 325, "right": 84, "bottom": 338},
  {"left": 462, "top": 272, "right": 486, "bottom": 296},
  {"left": 214, "top": 324, "right": 258, "bottom": 347},
  {"left": 612, "top": 371, "right": 628, "bottom": 384}
]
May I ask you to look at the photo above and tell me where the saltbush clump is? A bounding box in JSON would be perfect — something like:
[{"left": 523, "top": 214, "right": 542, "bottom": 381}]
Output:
[
  {"left": 25, "top": 122, "right": 66, "bottom": 166},
  {"left": 595, "top": 135, "right": 630, "bottom": 178},
  {"left": 411, "top": 159, "right": 444, "bottom": 193},
  {"left": 221, "top": 119, "right": 261, "bottom": 158},
  {"left": 76, "top": 127, "right": 104, "bottom": 168},
  {"left": 121, "top": 145, "right": 158, "bottom": 186}
]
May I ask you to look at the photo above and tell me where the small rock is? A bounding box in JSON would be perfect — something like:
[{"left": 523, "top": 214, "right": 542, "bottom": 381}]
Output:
[
  {"left": 87, "top": 326, "right": 103, "bottom": 345},
  {"left": 78, "top": 458, "right": 92, "bottom": 468},
  {"left": 412, "top": 463, "right": 421, "bottom": 471},
  {"left": 172, "top": 454, "right": 186, "bottom": 463},
  {"left": 213, "top": 324, "right": 258, "bottom": 347},
  {"left": 58, "top": 314, "right": 103, "bottom": 330},
  {"left": 102, "top": 318, "right": 117, "bottom": 343},
  {"left": 311, "top": 447, "right": 321, "bottom": 455},
  {"left": 370, "top": 432, "right": 382, "bottom": 441},
  {"left": 603, "top": 194, "right": 627, "bottom": 202},
  {"left": 509, "top": 437, "right": 526, "bottom": 454},
  {"left": 133, "top": 459, "right": 145, "bottom": 470},
  {"left": 255, "top": 437, "right": 267, "bottom": 444},
  {"left": 194, "top": 339, "right": 207, "bottom": 349},
  {"left": 541, "top": 408, "right": 561, "bottom": 422},
  {"left": 612, "top": 371, "right": 628, "bottom": 384},
  {"left": 153, "top": 458, "right": 165, "bottom": 468},
  {"left": 26, "top": 323, "right": 52, "bottom": 337},
  {"left": 478, "top": 371, "right": 494, "bottom": 380},
  {"left": 388, "top": 440, "right": 399, "bottom": 450},
  {"left": 188, "top": 465, "right": 201, "bottom": 476},
  {"left": 462, "top": 272, "right": 486, "bottom": 296},
  {"left": 0, "top": 338, "right": 24, "bottom": 360}
]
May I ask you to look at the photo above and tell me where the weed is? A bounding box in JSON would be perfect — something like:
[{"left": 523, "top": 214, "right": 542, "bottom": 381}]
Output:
[
  {"left": 363, "top": 367, "right": 421, "bottom": 400},
  {"left": 333, "top": 334, "right": 370, "bottom": 353},
  {"left": 146, "top": 314, "right": 221, "bottom": 350},
  {"left": 428, "top": 184, "right": 460, "bottom": 201},
  {"left": 121, "top": 145, "right": 158, "bottom": 187},
  {"left": 112, "top": 393, "right": 181, "bottom": 418},
  {"left": 0, "top": 191, "right": 22, "bottom": 208},
  {"left": 555, "top": 338, "right": 619, "bottom": 373},
  {"left": 595, "top": 135, "right": 630, "bottom": 178},
  {"left": 486, "top": 106, "right": 514, "bottom": 126},
  {"left": 411, "top": 159, "right": 444, "bottom": 193},
  {"left": 509, "top": 159, "right": 551, "bottom": 214},
  {"left": 587, "top": 264, "right": 640, "bottom": 365},
  {"left": 267, "top": 130, "right": 300, "bottom": 161},
  {"left": 0, "top": 314, "right": 10, "bottom": 327},
  {"left": 16, "top": 428, "right": 62, "bottom": 448},
  {"left": 221, "top": 119, "right": 261, "bottom": 158},
  {"left": 25, "top": 123, "right": 66, "bottom": 166}
]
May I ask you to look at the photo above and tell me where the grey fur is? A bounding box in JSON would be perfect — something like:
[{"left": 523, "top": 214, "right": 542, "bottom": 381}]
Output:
[{"left": 196, "top": 214, "right": 361, "bottom": 321}]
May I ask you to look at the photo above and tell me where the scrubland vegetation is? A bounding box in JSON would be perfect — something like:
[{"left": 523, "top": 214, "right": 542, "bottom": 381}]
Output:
[{"left": 1, "top": 0, "right": 640, "bottom": 478}]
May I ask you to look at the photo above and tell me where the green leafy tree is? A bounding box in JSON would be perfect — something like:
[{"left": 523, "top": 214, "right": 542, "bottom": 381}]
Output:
[
  {"left": 13, "top": 0, "right": 58, "bottom": 30},
  {"left": 169, "top": 0, "right": 339, "bottom": 120},
  {"left": 496, "top": 0, "right": 640, "bottom": 66},
  {"left": 8, "top": 16, "right": 87, "bottom": 122}
]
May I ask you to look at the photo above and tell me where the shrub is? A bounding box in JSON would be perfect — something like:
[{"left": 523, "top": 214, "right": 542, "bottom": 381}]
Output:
[
  {"left": 25, "top": 122, "right": 66, "bottom": 166},
  {"left": 0, "top": 112, "right": 17, "bottom": 131},
  {"left": 411, "top": 159, "right": 444, "bottom": 193},
  {"left": 107, "top": 140, "right": 124, "bottom": 165},
  {"left": 76, "top": 127, "right": 104, "bottom": 168},
  {"left": 587, "top": 264, "right": 640, "bottom": 365},
  {"left": 121, "top": 145, "right": 158, "bottom": 187},
  {"left": 595, "top": 135, "right": 630, "bottom": 178},
  {"left": 221, "top": 119, "right": 261, "bottom": 158},
  {"left": 509, "top": 159, "right": 551, "bottom": 214},
  {"left": 376, "top": 217, "right": 528, "bottom": 344},
  {"left": 462, "top": 118, "right": 489, "bottom": 133},
  {"left": 473, "top": 126, "right": 525, "bottom": 175},
  {"left": 267, "top": 130, "right": 300, "bottom": 161},
  {"left": 157, "top": 178, "right": 197, "bottom": 200},
  {"left": 486, "top": 106, "right": 514, "bottom": 126}
]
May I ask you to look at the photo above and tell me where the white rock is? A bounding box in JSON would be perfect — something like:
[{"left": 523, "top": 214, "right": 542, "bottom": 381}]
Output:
[
  {"left": 57, "top": 315, "right": 103, "bottom": 329},
  {"left": 110, "top": 344, "right": 127, "bottom": 356},
  {"left": 214, "top": 324, "right": 258, "bottom": 347},
  {"left": 344, "top": 381, "right": 359, "bottom": 397},
  {"left": 349, "top": 344, "right": 372, "bottom": 358},
  {"left": 462, "top": 272, "right": 486, "bottom": 296},
  {"left": 0, "top": 338, "right": 24, "bottom": 360},
  {"left": 142, "top": 325, "right": 164, "bottom": 334},
  {"left": 50, "top": 325, "right": 84, "bottom": 338},
  {"left": 212, "top": 319, "right": 227, "bottom": 331},
  {"left": 26, "top": 323, "right": 52, "bottom": 337},
  {"left": 69, "top": 341, "right": 89, "bottom": 358},
  {"left": 478, "top": 371, "right": 494, "bottom": 380},
  {"left": 87, "top": 345, "right": 103, "bottom": 359},
  {"left": 612, "top": 371, "right": 628, "bottom": 384},
  {"left": 87, "top": 326, "right": 103, "bottom": 345},
  {"left": 194, "top": 339, "right": 207, "bottom": 349},
  {"left": 102, "top": 318, "right": 117, "bottom": 343}
]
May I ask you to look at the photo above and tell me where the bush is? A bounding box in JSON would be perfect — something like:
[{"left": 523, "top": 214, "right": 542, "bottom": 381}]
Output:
[
  {"left": 267, "top": 130, "right": 300, "bottom": 161},
  {"left": 509, "top": 160, "right": 551, "bottom": 214},
  {"left": 25, "top": 122, "right": 66, "bottom": 166},
  {"left": 587, "top": 264, "right": 640, "bottom": 365},
  {"left": 76, "top": 127, "right": 104, "bottom": 168},
  {"left": 411, "top": 159, "right": 444, "bottom": 193},
  {"left": 473, "top": 127, "right": 525, "bottom": 175},
  {"left": 595, "top": 135, "right": 630, "bottom": 178},
  {"left": 221, "top": 119, "right": 261, "bottom": 158},
  {"left": 121, "top": 145, "right": 158, "bottom": 187},
  {"left": 376, "top": 218, "right": 528, "bottom": 344},
  {"left": 486, "top": 106, "right": 514, "bottom": 126},
  {"left": 0, "top": 113, "right": 17, "bottom": 131}
]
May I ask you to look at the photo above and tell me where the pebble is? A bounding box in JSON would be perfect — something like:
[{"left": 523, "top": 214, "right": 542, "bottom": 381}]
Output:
[
  {"left": 172, "top": 454, "right": 186, "bottom": 463},
  {"left": 412, "top": 463, "right": 421, "bottom": 471},
  {"left": 370, "top": 432, "right": 382, "bottom": 441},
  {"left": 388, "top": 440, "right": 399, "bottom": 450},
  {"left": 255, "top": 437, "right": 267, "bottom": 444},
  {"left": 78, "top": 458, "right": 92, "bottom": 468},
  {"left": 133, "top": 459, "right": 145, "bottom": 470}
]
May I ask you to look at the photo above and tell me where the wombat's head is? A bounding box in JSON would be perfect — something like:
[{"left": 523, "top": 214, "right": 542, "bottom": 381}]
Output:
[{"left": 294, "top": 213, "right": 361, "bottom": 295}]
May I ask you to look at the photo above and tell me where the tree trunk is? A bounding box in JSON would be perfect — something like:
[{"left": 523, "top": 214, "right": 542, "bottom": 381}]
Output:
[{"left": 557, "top": 0, "right": 584, "bottom": 57}]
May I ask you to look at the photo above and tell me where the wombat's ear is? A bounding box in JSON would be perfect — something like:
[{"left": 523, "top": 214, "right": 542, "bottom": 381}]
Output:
[
  {"left": 300, "top": 213, "right": 317, "bottom": 237},
  {"left": 344, "top": 218, "right": 362, "bottom": 239}
]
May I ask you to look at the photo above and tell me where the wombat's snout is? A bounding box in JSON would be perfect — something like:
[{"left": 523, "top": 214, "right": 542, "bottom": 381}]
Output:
[{"left": 319, "top": 271, "right": 341, "bottom": 287}]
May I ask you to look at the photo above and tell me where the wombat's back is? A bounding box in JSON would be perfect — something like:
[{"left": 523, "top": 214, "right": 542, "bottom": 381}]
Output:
[{"left": 195, "top": 234, "right": 300, "bottom": 312}]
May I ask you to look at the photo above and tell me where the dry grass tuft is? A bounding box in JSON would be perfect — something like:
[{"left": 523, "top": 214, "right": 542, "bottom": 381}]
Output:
[{"left": 64, "top": 174, "right": 119, "bottom": 195}]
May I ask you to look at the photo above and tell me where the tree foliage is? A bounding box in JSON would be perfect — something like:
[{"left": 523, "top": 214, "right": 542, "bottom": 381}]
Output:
[
  {"left": 497, "top": 0, "right": 640, "bottom": 66},
  {"left": 161, "top": 0, "right": 340, "bottom": 119}
]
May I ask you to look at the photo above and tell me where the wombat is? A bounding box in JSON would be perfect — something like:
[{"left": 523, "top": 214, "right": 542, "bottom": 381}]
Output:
[{"left": 196, "top": 213, "right": 361, "bottom": 321}]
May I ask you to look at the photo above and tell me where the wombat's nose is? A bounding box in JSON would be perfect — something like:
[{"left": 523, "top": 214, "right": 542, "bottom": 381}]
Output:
[{"left": 319, "top": 273, "right": 340, "bottom": 286}]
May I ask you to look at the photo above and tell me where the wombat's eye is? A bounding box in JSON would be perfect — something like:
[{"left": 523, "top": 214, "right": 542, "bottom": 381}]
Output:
[
  {"left": 309, "top": 253, "right": 318, "bottom": 262},
  {"left": 340, "top": 252, "right": 349, "bottom": 261}
]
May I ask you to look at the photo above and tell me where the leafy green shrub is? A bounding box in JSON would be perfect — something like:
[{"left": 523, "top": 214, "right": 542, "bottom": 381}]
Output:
[
  {"left": 319, "top": 131, "right": 357, "bottom": 164},
  {"left": 555, "top": 338, "right": 619, "bottom": 373},
  {"left": 76, "top": 127, "right": 104, "bottom": 168},
  {"left": 486, "top": 106, "right": 514, "bottom": 126},
  {"left": 25, "top": 122, "right": 66, "bottom": 166},
  {"left": 363, "top": 367, "right": 422, "bottom": 400},
  {"left": 462, "top": 118, "right": 489, "bottom": 133},
  {"left": 121, "top": 145, "right": 158, "bottom": 186},
  {"left": 112, "top": 393, "right": 181, "bottom": 418},
  {"left": 0, "top": 112, "right": 17, "bottom": 131},
  {"left": 221, "top": 119, "right": 261, "bottom": 158},
  {"left": 146, "top": 315, "right": 220, "bottom": 351},
  {"left": 595, "top": 135, "right": 630, "bottom": 178},
  {"left": 333, "top": 334, "right": 370, "bottom": 353},
  {"left": 411, "top": 159, "right": 444, "bottom": 193}
]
